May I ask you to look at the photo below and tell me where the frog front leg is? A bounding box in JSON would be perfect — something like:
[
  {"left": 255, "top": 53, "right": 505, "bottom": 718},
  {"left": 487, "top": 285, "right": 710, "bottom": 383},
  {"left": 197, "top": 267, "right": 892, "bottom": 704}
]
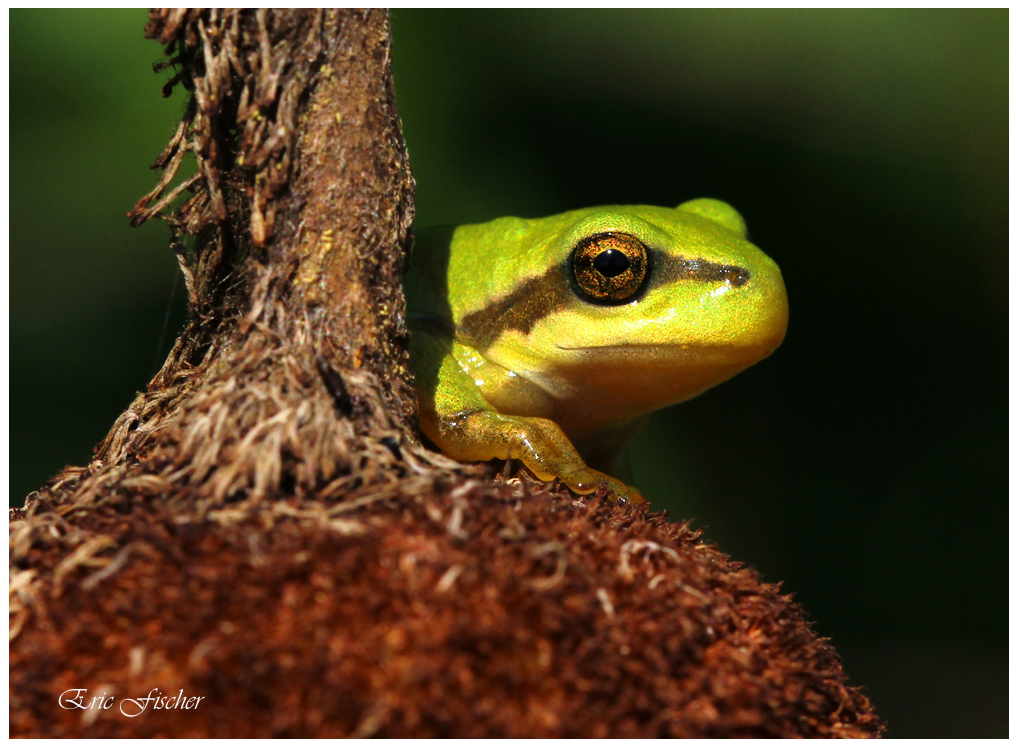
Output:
[{"left": 410, "top": 327, "right": 642, "bottom": 503}]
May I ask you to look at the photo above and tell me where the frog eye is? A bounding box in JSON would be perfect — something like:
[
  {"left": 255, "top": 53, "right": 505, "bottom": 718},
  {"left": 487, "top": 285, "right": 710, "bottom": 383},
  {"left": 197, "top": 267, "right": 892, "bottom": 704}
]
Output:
[{"left": 570, "top": 232, "right": 649, "bottom": 304}]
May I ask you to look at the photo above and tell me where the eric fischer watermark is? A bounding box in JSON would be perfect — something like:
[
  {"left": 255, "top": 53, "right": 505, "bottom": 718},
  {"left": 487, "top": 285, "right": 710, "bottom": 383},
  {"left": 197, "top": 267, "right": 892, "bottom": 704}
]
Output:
[{"left": 59, "top": 688, "right": 205, "bottom": 717}]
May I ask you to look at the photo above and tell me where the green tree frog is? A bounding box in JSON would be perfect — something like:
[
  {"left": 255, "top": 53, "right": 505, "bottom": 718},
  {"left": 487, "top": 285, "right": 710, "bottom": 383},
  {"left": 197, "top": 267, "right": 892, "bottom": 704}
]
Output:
[{"left": 405, "top": 199, "right": 789, "bottom": 503}]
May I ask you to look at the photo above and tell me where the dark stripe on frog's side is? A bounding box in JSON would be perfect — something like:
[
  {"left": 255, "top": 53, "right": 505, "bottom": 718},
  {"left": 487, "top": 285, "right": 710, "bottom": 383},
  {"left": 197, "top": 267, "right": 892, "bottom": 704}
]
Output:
[
  {"left": 459, "top": 265, "right": 571, "bottom": 348},
  {"left": 458, "top": 251, "right": 750, "bottom": 350}
]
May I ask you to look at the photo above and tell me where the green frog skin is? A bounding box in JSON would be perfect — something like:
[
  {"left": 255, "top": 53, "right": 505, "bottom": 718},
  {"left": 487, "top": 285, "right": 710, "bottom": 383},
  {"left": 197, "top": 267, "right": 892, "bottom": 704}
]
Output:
[{"left": 405, "top": 199, "right": 789, "bottom": 503}]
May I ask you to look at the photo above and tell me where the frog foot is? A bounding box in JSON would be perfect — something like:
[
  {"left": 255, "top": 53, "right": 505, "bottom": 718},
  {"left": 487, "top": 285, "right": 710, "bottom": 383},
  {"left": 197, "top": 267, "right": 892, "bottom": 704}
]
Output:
[
  {"left": 432, "top": 410, "right": 642, "bottom": 504},
  {"left": 554, "top": 464, "right": 645, "bottom": 504}
]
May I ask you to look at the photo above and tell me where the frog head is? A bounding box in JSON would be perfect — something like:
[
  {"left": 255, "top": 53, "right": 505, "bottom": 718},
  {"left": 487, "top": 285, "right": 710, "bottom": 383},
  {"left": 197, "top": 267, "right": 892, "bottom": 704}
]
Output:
[{"left": 441, "top": 200, "right": 789, "bottom": 438}]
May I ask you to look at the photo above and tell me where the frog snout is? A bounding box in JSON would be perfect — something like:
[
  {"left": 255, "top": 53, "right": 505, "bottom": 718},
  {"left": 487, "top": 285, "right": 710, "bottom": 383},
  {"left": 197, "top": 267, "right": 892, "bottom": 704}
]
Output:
[{"left": 751, "top": 261, "right": 789, "bottom": 351}]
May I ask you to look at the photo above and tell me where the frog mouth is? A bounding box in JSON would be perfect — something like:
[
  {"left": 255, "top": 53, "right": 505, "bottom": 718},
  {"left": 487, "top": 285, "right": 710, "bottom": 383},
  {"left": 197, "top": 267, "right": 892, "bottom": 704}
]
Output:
[
  {"left": 553, "top": 342, "right": 777, "bottom": 365},
  {"left": 554, "top": 343, "right": 739, "bottom": 352}
]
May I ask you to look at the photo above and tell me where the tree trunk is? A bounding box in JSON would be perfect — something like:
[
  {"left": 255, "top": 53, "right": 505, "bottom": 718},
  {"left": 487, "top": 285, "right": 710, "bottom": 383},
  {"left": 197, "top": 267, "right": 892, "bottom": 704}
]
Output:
[{"left": 9, "top": 9, "right": 881, "bottom": 737}]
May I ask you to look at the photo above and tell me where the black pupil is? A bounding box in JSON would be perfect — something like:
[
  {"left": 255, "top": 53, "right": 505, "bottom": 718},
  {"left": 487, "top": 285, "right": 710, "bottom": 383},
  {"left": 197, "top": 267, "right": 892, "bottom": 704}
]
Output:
[{"left": 593, "top": 248, "right": 631, "bottom": 277}]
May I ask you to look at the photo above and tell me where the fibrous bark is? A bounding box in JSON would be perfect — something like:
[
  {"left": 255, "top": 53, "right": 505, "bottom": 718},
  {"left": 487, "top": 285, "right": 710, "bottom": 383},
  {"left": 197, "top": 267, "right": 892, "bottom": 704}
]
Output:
[{"left": 9, "top": 9, "right": 881, "bottom": 737}]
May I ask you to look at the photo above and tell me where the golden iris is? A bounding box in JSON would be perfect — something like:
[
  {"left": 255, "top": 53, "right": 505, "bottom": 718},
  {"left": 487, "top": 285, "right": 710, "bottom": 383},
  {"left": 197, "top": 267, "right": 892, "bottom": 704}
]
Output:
[{"left": 570, "top": 232, "right": 649, "bottom": 303}]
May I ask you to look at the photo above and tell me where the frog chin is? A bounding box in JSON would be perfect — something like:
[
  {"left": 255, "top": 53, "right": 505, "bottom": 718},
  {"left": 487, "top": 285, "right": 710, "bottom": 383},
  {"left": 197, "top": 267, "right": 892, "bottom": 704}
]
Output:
[{"left": 535, "top": 341, "right": 778, "bottom": 439}]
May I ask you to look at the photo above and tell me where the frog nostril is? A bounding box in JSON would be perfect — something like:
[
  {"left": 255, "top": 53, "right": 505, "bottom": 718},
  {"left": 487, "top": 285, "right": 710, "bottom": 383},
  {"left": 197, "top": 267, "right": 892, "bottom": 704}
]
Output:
[{"left": 721, "top": 266, "right": 750, "bottom": 288}]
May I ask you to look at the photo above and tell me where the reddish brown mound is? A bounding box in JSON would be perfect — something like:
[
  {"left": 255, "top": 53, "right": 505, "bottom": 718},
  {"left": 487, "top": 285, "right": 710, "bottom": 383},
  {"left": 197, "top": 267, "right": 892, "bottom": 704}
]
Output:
[{"left": 10, "top": 477, "right": 880, "bottom": 738}]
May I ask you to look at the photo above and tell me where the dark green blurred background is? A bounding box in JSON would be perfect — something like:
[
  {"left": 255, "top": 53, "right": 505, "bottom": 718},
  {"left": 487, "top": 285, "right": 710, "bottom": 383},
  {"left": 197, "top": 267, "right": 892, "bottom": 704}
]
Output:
[{"left": 10, "top": 9, "right": 1007, "bottom": 737}]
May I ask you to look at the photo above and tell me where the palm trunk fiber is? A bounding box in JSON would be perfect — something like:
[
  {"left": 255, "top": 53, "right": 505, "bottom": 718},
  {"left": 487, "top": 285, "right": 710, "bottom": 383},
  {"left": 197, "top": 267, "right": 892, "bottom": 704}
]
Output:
[{"left": 10, "top": 9, "right": 881, "bottom": 738}]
